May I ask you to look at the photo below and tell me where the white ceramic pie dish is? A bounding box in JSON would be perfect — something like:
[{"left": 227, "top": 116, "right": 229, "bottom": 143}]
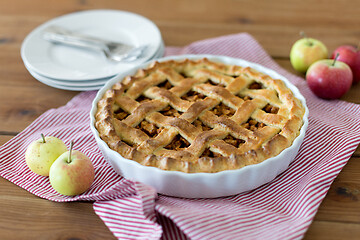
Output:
[{"left": 90, "top": 54, "right": 309, "bottom": 198}]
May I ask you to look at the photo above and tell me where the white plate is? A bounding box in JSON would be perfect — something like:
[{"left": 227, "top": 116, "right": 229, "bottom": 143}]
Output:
[
  {"left": 27, "top": 67, "right": 103, "bottom": 91},
  {"left": 21, "top": 9, "right": 162, "bottom": 81},
  {"left": 25, "top": 40, "right": 166, "bottom": 91},
  {"left": 90, "top": 54, "right": 309, "bottom": 198},
  {"left": 29, "top": 39, "right": 165, "bottom": 83}
]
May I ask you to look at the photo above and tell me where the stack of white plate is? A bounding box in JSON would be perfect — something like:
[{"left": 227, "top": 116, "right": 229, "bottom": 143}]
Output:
[{"left": 21, "top": 9, "right": 164, "bottom": 91}]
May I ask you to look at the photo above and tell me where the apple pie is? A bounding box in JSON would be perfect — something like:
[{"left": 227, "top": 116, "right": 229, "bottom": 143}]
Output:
[{"left": 95, "top": 58, "right": 305, "bottom": 173}]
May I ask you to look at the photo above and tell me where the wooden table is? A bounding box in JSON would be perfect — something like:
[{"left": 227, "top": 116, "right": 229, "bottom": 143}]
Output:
[{"left": 1, "top": 0, "right": 359, "bottom": 239}]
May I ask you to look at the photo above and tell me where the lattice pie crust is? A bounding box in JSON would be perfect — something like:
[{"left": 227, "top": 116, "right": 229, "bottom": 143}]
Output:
[{"left": 95, "top": 58, "right": 305, "bottom": 173}]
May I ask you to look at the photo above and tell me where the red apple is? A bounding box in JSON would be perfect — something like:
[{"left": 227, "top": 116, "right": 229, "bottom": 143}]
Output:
[
  {"left": 306, "top": 55, "right": 353, "bottom": 99},
  {"left": 331, "top": 45, "right": 360, "bottom": 84}
]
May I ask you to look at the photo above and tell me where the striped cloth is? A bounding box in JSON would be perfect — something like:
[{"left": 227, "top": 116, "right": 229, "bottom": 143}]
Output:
[{"left": 1, "top": 33, "right": 360, "bottom": 239}]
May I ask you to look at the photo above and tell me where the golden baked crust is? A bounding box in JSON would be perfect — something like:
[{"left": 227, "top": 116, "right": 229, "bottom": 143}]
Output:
[{"left": 95, "top": 58, "right": 305, "bottom": 173}]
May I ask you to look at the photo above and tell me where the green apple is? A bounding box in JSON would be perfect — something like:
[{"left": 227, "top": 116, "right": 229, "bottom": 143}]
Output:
[
  {"left": 290, "top": 33, "right": 328, "bottom": 73},
  {"left": 25, "top": 134, "right": 67, "bottom": 176},
  {"left": 49, "top": 142, "right": 95, "bottom": 196}
]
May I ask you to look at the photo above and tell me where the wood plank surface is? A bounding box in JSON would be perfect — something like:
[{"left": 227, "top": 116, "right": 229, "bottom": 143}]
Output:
[
  {"left": 306, "top": 221, "right": 360, "bottom": 240},
  {"left": 0, "top": 178, "right": 115, "bottom": 240},
  {"left": 1, "top": 0, "right": 359, "bottom": 239}
]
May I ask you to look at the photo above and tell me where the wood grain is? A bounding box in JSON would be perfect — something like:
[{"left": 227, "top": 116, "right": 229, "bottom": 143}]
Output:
[
  {"left": 1, "top": 0, "right": 360, "bottom": 239},
  {"left": 1, "top": 0, "right": 360, "bottom": 57},
  {"left": 0, "top": 178, "right": 115, "bottom": 240},
  {"left": 305, "top": 221, "right": 360, "bottom": 240},
  {"left": 0, "top": 136, "right": 14, "bottom": 145},
  {"left": 314, "top": 157, "right": 360, "bottom": 223}
]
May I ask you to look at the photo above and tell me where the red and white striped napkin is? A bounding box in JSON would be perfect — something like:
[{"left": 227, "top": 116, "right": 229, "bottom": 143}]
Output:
[{"left": 1, "top": 33, "right": 360, "bottom": 240}]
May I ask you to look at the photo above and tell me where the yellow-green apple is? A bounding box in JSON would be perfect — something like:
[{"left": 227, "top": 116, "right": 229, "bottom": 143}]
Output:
[
  {"left": 290, "top": 34, "right": 328, "bottom": 73},
  {"left": 306, "top": 54, "right": 353, "bottom": 99},
  {"left": 25, "top": 134, "right": 67, "bottom": 176},
  {"left": 49, "top": 142, "right": 95, "bottom": 196},
  {"left": 331, "top": 45, "right": 360, "bottom": 84}
]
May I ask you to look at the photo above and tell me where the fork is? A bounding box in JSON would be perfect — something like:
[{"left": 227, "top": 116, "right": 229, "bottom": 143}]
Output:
[{"left": 42, "top": 25, "right": 147, "bottom": 62}]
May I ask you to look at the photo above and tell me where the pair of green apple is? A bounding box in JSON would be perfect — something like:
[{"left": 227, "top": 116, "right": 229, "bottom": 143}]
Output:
[
  {"left": 25, "top": 134, "right": 95, "bottom": 196},
  {"left": 290, "top": 33, "right": 329, "bottom": 73}
]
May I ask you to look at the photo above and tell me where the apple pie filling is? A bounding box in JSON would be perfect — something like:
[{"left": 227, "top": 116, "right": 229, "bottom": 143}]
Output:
[
  {"left": 160, "top": 106, "right": 181, "bottom": 117},
  {"left": 136, "top": 95, "right": 153, "bottom": 103},
  {"left": 114, "top": 107, "right": 129, "bottom": 120},
  {"left": 263, "top": 104, "right": 279, "bottom": 114},
  {"left": 200, "top": 135, "right": 245, "bottom": 158},
  {"left": 248, "top": 81, "right": 263, "bottom": 89},
  {"left": 211, "top": 103, "right": 235, "bottom": 117},
  {"left": 165, "top": 135, "right": 190, "bottom": 150},
  {"left": 181, "top": 90, "right": 205, "bottom": 102},
  {"left": 136, "top": 120, "right": 161, "bottom": 138},
  {"left": 158, "top": 80, "right": 172, "bottom": 89},
  {"left": 242, "top": 118, "right": 266, "bottom": 131}
]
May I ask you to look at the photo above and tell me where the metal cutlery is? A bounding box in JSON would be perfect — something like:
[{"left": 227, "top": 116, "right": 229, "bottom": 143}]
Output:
[{"left": 42, "top": 25, "right": 147, "bottom": 62}]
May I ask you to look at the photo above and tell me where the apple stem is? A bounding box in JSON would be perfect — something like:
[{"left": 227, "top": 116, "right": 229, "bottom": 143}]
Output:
[
  {"left": 300, "top": 31, "right": 312, "bottom": 46},
  {"left": 333, "top": 53, "right": 340, "bottom": 66},
  {"left": 357, "top": 42, "right": 360, "bottom": 51},
  {"left": 68, "top": 141, "right": 74, "bottom": 164},
  {"left": 41, "top": 133, "right": 46, "bottom": 143}
]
